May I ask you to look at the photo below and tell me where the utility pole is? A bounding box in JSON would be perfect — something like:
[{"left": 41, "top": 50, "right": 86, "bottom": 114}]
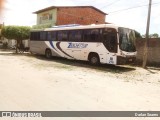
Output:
[{"left": 142, "top": 0, "right": 152, "bottom": 68}]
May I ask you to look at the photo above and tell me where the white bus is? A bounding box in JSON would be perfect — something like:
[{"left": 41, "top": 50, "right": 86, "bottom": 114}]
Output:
[{"left": 29, "top": 24, "right": 137, "bottom": 65}]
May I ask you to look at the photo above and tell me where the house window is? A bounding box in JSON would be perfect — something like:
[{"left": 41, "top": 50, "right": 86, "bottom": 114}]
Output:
[
  {"left": 42, "top": 14, "right": 49, "bottom": 20},
  {"left": 41, "top": 13, "right": 53, "bottom": 21},
  {"left": 39, "top": 17, "right": 42, "bottom": 24},
  {"left": 49, "top": 14, "right": 52, "bottom": 20}
]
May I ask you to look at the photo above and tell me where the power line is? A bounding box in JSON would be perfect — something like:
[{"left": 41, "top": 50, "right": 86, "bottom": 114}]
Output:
[
  {"left": 109, "top": 4, "right": 148, "bottom": 14},
  {"left": 108, "top": 2, "right": 160, "bottom": 14},
  {"left": 75, "top": 0, "right": 97, "bottom": 6},
  {"left": 44, "top": 2, "right": 160, "bottom": 21},
  {"left": 42, "top": 1, "right": 160, "bottom": 22},
  {"left": 101, "top": 0, "right": 122, "bottom": 9}
]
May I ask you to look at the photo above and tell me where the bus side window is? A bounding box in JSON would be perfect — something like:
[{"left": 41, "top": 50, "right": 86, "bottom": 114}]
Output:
[
  {"left": 36, "top": 32, "right": 40, "bottom": 40},
  {"left": 30, "top": 32, "right": 40, "bottom": 41},
  {"left": 83, "top": 29, "right": 100, "bottom": 42},
  {"left": 83, "top": 29, "right": 91, "bottom": 42},
  {"left": 109, "top": 34, "right": 117, "bottom": 52},
  {"left": 69, "top": 30, "right": 74, "bottom": 41},
  {"left": 40, "top": 31, "right": 47, "bottom": 41},
  {"left": 58, "top": 31, "right": 68, "bottom": 41},
  {"left": 30, "top": 32, "right": 34, "bottom": 40},
  {"left": 90, "top": 29, "right": 100, "bottom": 42},
  {"left": 69, "top": 30, "right": 82, "bottom": 42},
  {"left": 48, "top": 31, "right": 56, "bottom": 41}
]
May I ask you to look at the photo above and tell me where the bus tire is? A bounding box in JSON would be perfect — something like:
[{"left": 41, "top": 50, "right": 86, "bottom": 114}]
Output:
[
  {"left": 45, "top": 49, "right": 52, "bottom": 59},
  {"left": 88, "top": 53, "right": 100, "bottom": 65}
]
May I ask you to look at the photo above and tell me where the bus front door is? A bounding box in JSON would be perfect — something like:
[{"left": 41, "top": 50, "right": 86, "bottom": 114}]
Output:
[{"left": 103, "top": 33, "right": 118, "bottom": 65}]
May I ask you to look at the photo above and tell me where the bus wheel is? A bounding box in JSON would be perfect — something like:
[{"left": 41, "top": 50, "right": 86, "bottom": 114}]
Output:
[
  {"left": 45, "top": 49, "right": 52, "bottom": 59},
  {"left": 89, "top": 53, "right": 100, "bottom": 65}
]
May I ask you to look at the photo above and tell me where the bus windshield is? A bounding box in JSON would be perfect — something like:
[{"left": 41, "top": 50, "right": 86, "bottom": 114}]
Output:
[{"left": 118, "top": 27, "right": 136, "bottom": 52}]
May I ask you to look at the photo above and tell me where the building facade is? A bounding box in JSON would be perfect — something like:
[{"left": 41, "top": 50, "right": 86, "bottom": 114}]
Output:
[{"left": 33, "top": 6, "right": 107, "bottom": 28}]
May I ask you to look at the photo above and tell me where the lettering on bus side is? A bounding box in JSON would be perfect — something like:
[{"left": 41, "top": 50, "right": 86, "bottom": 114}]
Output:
[{"left": 68, "top": 43, "right": 88, "bottom": 49}]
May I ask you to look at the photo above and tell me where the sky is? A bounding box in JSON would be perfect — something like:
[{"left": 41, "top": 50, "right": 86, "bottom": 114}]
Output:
[{"left": 0, "top": 0, "right": 160, "bottom": 35}]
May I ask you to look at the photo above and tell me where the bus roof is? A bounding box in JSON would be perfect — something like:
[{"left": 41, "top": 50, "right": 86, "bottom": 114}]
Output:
[
  {"left": 44, "top": 24, "right": 119, "bottom": 31},
  {"left": 30, "top": 24, "right": 132, "bottom": 32}
]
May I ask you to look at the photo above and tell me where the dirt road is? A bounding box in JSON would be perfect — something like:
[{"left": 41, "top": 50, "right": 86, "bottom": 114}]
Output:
[{"left": 0, "top": 50, "right": 160, "bottom": 120}]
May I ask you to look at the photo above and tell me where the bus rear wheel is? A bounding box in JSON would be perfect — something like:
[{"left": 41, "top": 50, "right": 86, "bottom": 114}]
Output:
[
  {"left": 45, "top": 49, "right": 52, "bottom": 59},
  {"left": 89, "top": 53, "right": 100, "bottom": 65}
]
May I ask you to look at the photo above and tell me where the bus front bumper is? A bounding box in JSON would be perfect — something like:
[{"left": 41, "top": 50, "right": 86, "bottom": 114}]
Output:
[{"left": 117, "top": 56, "right": 136, "bottom": 65}]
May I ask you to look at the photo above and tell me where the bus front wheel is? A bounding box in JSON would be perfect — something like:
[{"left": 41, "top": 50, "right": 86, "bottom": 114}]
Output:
[
  {"left": 89, "top": 53, "right": 100, "bottom": 65},
  {"left": 45, "top": 49, "right": 52, "bottom": 59}
]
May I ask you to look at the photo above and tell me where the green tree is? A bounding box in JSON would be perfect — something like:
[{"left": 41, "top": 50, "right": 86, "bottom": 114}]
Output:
[
  {"left": 142, "top": 33, "right": 159, "bottom": 38},
  {"left": 32, "top": 23, "right": 52, "bottom": 29},
  {"left": 1, "top": 25, "right": 31, "bottom": 53},
  {"left": 150, "top": 33, "right": 159, "bottom": 38}
]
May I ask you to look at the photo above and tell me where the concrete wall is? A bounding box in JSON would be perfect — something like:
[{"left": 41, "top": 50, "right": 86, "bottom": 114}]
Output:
[
  {"left": 8, "top": 39, "right": 16, "bottom": 48},
  {"left": 1, "top": 39, "right": 29, "bottom": 48},
  {"left": 56, "top": 7, "right": 105, "bottom": 25},
  {"left": 136, "top": 38, "right": 160, "bottom": 65}
]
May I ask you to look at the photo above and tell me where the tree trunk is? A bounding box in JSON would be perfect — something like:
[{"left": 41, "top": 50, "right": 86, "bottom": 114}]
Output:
[
  {"left": 16, "top": 40, "right": 21, "bottom": 53},
  {"left": 16, "top": 40, "right": 18, "bottom": 53}
]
